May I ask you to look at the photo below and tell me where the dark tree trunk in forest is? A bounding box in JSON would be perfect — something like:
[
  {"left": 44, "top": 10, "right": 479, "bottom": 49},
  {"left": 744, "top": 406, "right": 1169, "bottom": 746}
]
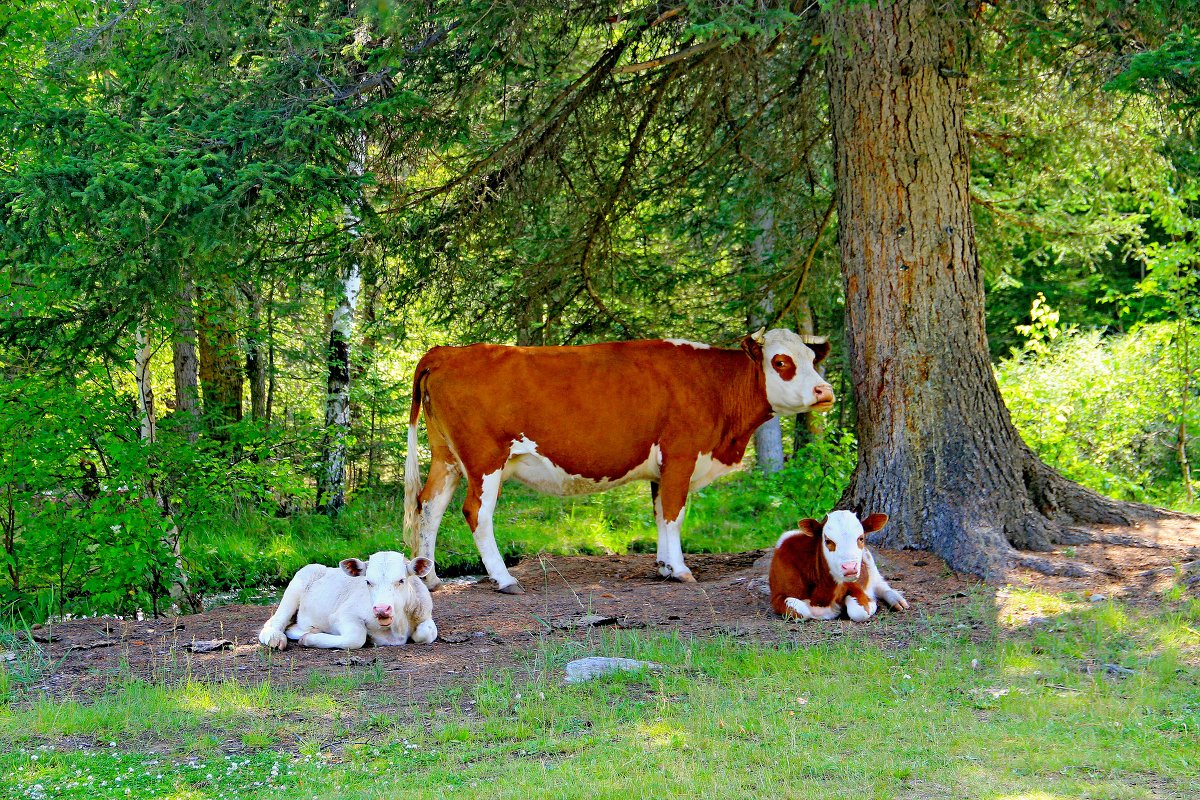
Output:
[
  {"left": 197, "top": 283, "right": 244, "bottom": 431},
  {"left": 825, "top": 0, "right": 1155, "bottom": 578},
  {"left": 244, "top": 286, "right": 268, "bottom": 421},
  {"left": 172, "top": 280, "right": 201, "bottom": 444}
]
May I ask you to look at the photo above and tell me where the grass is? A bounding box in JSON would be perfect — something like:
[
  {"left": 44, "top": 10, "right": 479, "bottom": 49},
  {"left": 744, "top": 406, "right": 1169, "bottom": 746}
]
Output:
[{"left": 2, "top": 590, "right": 1198, "bottom": 799}]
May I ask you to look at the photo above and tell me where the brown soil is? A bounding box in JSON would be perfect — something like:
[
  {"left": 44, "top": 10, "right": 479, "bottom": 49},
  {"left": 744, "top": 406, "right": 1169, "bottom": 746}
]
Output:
[{"left": 29, "top": 517, "right": 1199, "bottom": 701}]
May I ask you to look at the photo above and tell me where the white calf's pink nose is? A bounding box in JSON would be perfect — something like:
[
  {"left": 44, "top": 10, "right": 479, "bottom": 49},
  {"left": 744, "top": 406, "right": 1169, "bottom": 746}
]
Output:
[
  {"left": 813, "top": 384, "right": 835, "bottom": 406},
  {"left": 373, "top": 604, "right": 393, "bottom": 617},
  {"left": 841, "top": 562, "right": 859, "bottom": 575}
]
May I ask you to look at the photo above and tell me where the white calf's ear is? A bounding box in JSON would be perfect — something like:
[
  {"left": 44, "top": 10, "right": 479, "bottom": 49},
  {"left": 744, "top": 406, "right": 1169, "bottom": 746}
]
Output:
[
  {"left": 340, "top": 558, "right": 367, "bottom": 577},
  {"left": 409, "top": 557, "right": 433, "bottom": 578},
  {"left": 860, "top": 513, "right": 889, "bottom": 534}
]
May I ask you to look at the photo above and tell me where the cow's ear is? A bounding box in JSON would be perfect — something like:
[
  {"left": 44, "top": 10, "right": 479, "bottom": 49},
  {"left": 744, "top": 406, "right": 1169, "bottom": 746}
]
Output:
[
  {"left": 860, "top": 513, "right": 889, "bottom": 534},
  {"left": 807, "top": 339, "right": 831, "bottom": 366},
  {"left": 340, "top": 558, "right": 367, "bottom": 577},
  {"left": 795, "top": 518, "right": 823, "bottom": 537},
  {"left": 409, "top": 557, "right": 433, "bottom": 578},
  {"left": 740, "top": 335, "right": 763, "bottom": 363}
]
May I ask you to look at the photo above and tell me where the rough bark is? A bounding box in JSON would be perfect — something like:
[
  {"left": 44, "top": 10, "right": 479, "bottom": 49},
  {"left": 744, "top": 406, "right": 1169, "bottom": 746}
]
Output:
[
  {"left": 245, "top": 286, "right": 268, "bottom": 421},
  {"left": 825, "top": 0, "right": 1158, "bottom": 579},
  {"left": 749, "top": 206, "right": 786, "bottom": 474},
  {"left": 172, "top": 280, "right": 201, "bottom": 443},
  {"left": 196, "top": 283, "right": 244, "bottom": 431},
  {"left": 317, "top": 135, "right": 365, "bottom": 514}
]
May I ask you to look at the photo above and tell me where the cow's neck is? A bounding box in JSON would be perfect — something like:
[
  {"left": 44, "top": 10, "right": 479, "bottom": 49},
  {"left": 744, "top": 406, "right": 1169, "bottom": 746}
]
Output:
[{"left": 713, "top": 352, "right": 775, "bottom": 462}]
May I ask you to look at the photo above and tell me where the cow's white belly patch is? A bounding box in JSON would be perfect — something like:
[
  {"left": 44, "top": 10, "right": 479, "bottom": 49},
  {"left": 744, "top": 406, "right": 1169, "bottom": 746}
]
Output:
[
  {"left": 504, "top": 437, "right": 661, "bottom": 497},
  {"left": 689, "top": 451, "right": 739, "bottom": 489}
]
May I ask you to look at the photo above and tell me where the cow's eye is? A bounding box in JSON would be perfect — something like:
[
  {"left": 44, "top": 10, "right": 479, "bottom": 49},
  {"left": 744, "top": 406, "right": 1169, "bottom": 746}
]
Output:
[
  {"left": 858, "top": 537, "right": 864, "bottom": 547},
  {"left": 396, "top": 579, "right": 404, "bottom": 585},
  {"left": 365, "top": 580, "right": 373, "bottom": 587}
]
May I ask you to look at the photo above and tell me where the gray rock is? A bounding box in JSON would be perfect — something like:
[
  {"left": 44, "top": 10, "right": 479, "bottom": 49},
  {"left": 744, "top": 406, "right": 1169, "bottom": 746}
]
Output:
[{"left": 564, "top": 657, "right": 664, "bottom": 684}]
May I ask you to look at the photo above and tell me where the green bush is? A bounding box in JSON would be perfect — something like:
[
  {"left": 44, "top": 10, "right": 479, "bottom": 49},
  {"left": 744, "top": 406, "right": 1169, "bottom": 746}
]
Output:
[{"left": 996, "top": 321, "right": 1198, "bottom": 508}]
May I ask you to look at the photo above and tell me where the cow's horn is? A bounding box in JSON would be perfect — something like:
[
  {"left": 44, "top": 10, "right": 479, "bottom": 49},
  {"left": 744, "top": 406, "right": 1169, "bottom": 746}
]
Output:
[
  {"left": 800, "top": 335, "right": 828, "bottom": 345},
  {"left": 751, "top": 327, "right": 766, "bottom": 344}
]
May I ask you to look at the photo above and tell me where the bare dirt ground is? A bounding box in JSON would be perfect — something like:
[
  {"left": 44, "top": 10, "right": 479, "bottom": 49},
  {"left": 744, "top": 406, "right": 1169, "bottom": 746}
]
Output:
[{"left": 30, "top": 517, "right": 1200, "bottom": 701}]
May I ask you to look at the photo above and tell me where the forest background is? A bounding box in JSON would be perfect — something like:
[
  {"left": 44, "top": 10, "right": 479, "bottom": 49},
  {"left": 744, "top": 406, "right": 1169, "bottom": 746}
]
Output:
[{"left": 2, "top": 0, "right": 1198, "bottom": 623}]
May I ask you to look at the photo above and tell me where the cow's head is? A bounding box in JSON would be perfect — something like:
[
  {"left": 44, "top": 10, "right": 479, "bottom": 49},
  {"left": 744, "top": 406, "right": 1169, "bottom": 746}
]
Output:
[
  {"left": 798, "top": 510, "right": 888, "bottom": 582},
  {"left": 340, "top": 551, "right": 433, "bottom": 629},
  {"left": 742, "top": 328, "right": 835, "bottom": 414}
]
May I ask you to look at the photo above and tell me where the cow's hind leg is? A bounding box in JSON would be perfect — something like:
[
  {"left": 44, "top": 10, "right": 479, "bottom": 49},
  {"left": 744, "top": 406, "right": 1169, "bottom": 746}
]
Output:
[
  {"left": 416, "top": 450, "right": 461, "bottom": 590},
  {"left": 653, "top": 458, "right": 696, "bottom": 582},
  {"left": 298, "top": 619, "right": 368, "bottom": 650},
  {"left": 464, "top": 468, "right": 522, "bottom": 594}
]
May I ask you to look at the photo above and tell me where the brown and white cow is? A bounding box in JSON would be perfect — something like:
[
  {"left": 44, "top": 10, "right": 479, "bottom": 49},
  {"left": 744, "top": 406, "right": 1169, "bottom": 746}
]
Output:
[
  {"left": 403, "top": 329, "right": 834, "bottom": 593},
  {"left": 769, "top": 511, "right": 908, "bottom": 622}
]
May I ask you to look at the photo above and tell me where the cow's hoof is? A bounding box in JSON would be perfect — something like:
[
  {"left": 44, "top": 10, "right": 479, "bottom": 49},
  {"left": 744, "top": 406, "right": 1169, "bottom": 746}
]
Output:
[
  {"left": 497, "top": 581, "right": 525, "bottom": 595},
  {"left": 671, "top": 571, "right": 696, "bottom": 584}
]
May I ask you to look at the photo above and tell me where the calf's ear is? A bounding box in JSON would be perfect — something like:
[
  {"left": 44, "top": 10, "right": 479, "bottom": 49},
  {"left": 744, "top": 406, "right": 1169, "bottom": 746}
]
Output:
[
  {"left": 859, "top": 513, "right": 889, "bottom": 534},
  {"left": 340, "top": 558, "right": 367, "bottom": 577},
  {"left": 408, "top": 557, "right": 434, "bottom": 578},
  {"left": 795, "top": 518, "right": 823, "bottom": 537}
]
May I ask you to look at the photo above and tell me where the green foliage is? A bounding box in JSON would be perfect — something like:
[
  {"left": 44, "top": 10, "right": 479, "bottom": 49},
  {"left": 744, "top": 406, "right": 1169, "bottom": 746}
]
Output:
[{"left": 997, "top": 318, "right": 1198, "bottom": 506}]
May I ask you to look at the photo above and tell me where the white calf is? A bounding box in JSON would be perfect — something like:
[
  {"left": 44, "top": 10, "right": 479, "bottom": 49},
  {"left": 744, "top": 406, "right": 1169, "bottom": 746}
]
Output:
[{"left": 259, "top": 551, "right": 438, "bottom": 650}]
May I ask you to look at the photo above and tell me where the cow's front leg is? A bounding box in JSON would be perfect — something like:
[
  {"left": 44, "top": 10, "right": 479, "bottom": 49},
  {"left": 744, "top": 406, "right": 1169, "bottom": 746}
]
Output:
[
  {"left": 464, "top": 468, "right": 523, "bottom": 594},
  {"left": 653, "top": 458, "right": 696, "bottom": 583}
]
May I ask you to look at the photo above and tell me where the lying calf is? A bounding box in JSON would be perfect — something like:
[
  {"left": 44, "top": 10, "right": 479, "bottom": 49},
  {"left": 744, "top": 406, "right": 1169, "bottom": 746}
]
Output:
[
  {"left": 259, "top": 551, "right": 438, "bottom": 650},
  {"left": 769, "top": 510, "right": 909, "bottom": 622}
]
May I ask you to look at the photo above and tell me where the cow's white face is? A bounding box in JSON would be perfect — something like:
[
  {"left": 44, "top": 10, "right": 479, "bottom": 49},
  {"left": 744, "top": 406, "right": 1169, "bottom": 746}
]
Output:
[
  {"left": 817, "top": 510, "right": 888, "bottom": 582},
  {"left": 340, "top": 551, "right": 433, "bottom": 629},
  {"left": 752, "top": 329, "right": 835, "bottom": 415}
]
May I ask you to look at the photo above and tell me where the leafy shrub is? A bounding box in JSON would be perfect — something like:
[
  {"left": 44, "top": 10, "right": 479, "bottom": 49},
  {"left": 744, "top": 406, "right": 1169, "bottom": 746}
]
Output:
[{"left": 996, "top": 321, "right": 1198, "bottom": 507}]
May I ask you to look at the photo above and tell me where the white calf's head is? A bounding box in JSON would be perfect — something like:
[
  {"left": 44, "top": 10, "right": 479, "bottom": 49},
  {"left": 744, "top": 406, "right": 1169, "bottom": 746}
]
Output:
[
  {"left": 800, "top": 510, "right": 889, "bottom": 582},
  {"left": 742, "top": 328, "right": 834, "bottom": 415},
  {"left": 340, "top": 551, "right": 433, "bottom": 628}
]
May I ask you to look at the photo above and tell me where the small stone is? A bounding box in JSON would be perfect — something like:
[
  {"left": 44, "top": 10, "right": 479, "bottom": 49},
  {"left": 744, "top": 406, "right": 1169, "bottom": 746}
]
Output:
[
  {"left": 187, "top": 639, "right": 233, "bottom": 653},
  {"left": 563, "top": 657, "right": 665, "bottom": 684},
  {"left": 1088, "top": 594, "right": 1107, "bottom": 603},
  {"left": 970, "top": 659, "right": 980, "bottom": 670}
]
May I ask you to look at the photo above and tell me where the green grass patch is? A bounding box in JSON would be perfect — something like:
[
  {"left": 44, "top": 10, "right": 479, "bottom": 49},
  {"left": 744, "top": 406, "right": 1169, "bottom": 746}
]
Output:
[{"left": 2, "top": 594, "right": 1197, "bottom": 798}]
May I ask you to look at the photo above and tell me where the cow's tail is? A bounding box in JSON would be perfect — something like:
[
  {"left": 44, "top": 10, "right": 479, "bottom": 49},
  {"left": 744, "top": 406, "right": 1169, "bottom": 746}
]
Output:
[{"left": 403, "top": 365, "right": 428, "bottom": 555}]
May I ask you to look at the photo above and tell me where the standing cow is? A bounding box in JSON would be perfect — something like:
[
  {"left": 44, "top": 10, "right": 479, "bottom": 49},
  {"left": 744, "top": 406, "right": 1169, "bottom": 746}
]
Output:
[{"left": 403, "top": 328, "right": 834, "bottom": 594}]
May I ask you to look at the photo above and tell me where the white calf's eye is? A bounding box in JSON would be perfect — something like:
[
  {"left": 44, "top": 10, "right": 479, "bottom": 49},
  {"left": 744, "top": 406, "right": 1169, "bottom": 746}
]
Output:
[{"left": 365, "top": 580, "right": 373, "bottom": 587}]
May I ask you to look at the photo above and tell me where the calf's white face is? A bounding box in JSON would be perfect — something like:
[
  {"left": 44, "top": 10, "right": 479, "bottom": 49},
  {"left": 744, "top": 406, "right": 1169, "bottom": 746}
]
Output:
[
  {"left": 753, "top": 329, "right": 835, "bottom": 415},
  {"left": 819, "top": 510, "right": 889, "bottom": 582},
  {"left": 340, "top": 551, "right": 433, "bottom": 629}
]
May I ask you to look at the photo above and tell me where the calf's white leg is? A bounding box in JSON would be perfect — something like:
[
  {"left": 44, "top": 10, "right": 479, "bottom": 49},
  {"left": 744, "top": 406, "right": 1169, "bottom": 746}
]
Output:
[
  {"left": 258, "top": 564, "right": 324, "bottom": 650},
  {"left": 864, "top": 550, "right": 908, "bottom": 610},
  {"left": 784, "top": 597, "right": 842, "bottom": 621},
  {"left": 411, "top": 619, "right": 438, "bottom": 644},
  {"left": 298, "top": 620, "right": 368, "bottom": 650}
]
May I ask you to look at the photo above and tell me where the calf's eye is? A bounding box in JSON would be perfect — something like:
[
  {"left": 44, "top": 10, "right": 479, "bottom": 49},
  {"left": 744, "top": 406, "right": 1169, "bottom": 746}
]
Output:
[{"left": 365, "top": 580, "right": 374, "bottom": 587}]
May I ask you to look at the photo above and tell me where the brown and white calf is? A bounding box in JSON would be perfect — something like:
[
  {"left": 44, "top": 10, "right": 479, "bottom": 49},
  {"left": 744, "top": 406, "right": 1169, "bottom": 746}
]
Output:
[
  {"left": 404, "top": 329, "right": 834, "bottom": 593},
  {"left": 769, "top": 511, "right": 909, "bottom": 622},
  {"left": 259, "top": 551, "right": 438, "bottom": 649}
]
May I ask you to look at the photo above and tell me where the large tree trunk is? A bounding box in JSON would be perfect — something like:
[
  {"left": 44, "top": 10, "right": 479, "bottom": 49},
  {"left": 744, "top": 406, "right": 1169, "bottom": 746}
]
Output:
[
  {"left": 196, "top": 282, "right": 244, "bottom": 431},
  {"left": 172, "top": 280, "right": 201, "bottom": 444},
  {"left": 825, "top": 0, "right": 1154, "bottom": 578}
]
